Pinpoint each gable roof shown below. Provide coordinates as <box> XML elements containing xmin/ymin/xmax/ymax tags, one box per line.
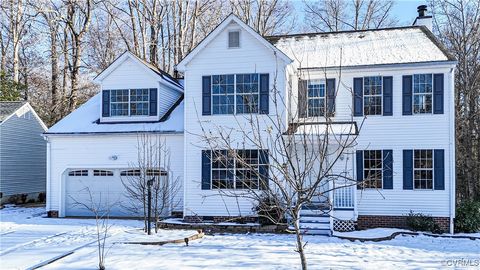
<box><xmin>45</xmin><ymin>93</ymin><xmax>184</xmax><ymax>135</ymax></box>
<box><xmin>0</xmin><ymin>101</ymin><xmax>27</xmax><ymax>122</ymax></box>
<box><xmin>94</xmin><ymin>51</ymin><xmax>183</xmax><ymax>91</ymax></box>
<box><xmin>176</xmin><ymin>14</ymin><xmax>293</xmax><ymax>71</ymax></box>
<box><xmin>0</xmin><ymin>101</ymin><xmax>48</xmax><ymax>130</ymax></box>
<box><xmin>266</xmin><ymin>26</ymin><xmax>456</xmax><ymax>69</ymax></box>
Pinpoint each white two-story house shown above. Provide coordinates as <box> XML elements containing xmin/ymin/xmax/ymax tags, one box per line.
<box><xmin>45</xmin><ymin>8</ymin><xmax>456</xmax><ymax>234</ymax></box>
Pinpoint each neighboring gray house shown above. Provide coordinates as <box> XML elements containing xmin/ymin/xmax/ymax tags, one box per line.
<box><xmin>0</xmin><ymin>101</ymin><xmax>47</xmax><ymax>203</ymax></box>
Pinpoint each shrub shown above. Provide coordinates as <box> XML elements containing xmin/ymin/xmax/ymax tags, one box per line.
<box><xmin>254</xmin><ymin>194</ymin><xmax>285</xmax><ymax>226</ymax></box>
<box><xmin>406</xmin><ymin>211</ymin><xmax>442</xmax><ymax>234</ymax></box>
<box><xmin>37</xmin><ymin>192</ymin><xmax>46</xmax><ymax>202</ymax></box>
<box><xmin>455</xmin><ymin>200</ymin><xmax>480</xmax><ymax>233</ymax></box>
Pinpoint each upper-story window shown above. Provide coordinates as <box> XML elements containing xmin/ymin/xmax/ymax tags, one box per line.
<box><xmin>211</xmin><ymin>74</ymin><xmax>260</xmax><ymax>115</ymax></box>
<box><xmin>307</xmin><ymin>80</ymin><xmax>326</xmax><ymax>117</ymax></box>
<box><xmin>413</xmin><ymin>74</ymin><xmax>433</xmax><ymax>114</ymax></box>
<box><xmin>109</xmin><ymin>89</ymin><xmax>149</xmax><ymax>117</ymax></box>
<box><xmin>228</xmin><ymin>30</ymin><xmax>240</xmax><ymax>48</ymax></box>
<box><xmin>363</xmin><ymin>76</ymin><xmax>382</xmax><ymax>115</ymax></box>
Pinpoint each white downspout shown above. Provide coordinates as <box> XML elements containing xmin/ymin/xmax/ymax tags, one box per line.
<box><xmin>45</xmin><ymin>136</ymin><xmax>51</xmax><ymax>212</ymax></box>
<box><xmin>449</xmin><ymin>67</ymin><xmax>456</xmax><ymax>234</ymax></box>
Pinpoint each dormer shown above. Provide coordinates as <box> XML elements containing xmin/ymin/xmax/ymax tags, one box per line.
<box><xmin>93</xmin><ymin>51</ymin><xmax>183</xmax><ymax>123</ymax></box>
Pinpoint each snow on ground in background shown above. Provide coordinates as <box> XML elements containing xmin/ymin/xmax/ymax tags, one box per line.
<box><xmin>2</xmin><ymin>206</ymin><xmax>480</xmax><ymax>270</ymax></box>
<box><xmin>333</xmin><ymin>228</ymin><xmax>411</xmax><ymax>239</ymax></box>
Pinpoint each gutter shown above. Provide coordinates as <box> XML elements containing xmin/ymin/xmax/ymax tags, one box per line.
<box><xmin>43</xmin><ymin>131</ymin><xmax>184</xmax><ymax>137</ymax></box>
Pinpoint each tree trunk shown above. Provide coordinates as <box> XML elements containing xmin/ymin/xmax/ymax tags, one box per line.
<box><xmin>293</xmin><ymin>214</ymin><xmax>308</xmax><ymax>270</ymax></box>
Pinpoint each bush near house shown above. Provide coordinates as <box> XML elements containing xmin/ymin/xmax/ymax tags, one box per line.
<box><xmin>254</xmin><ymin>195</ymin><xmax>285</xmax><ymax>226</ymax></box>
<box><xmin>455</xmin><ymin>200</ymin><xmax>480</xmax><ymax>233</ymax></box>
<box><xmin>406</xmin><ymin>211</ymin><xmax>443</xmax><ymax>234</ymax></box>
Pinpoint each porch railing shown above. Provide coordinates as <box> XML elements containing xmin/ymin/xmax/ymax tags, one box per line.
<box><xmin>333</xmin><ymin>184</ymin><xmax>354</xmax><ymax>209</ymax></box>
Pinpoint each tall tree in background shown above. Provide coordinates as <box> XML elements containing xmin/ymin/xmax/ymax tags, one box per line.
<box><xmin>303</xmin><ymin>0</ymin><xmax>396</xmax><ymax>32</ymax></box>
<box><xmin>431</xmin><ymin>0</ymin><xmax>480</xmax><ymax>201</ymax></box>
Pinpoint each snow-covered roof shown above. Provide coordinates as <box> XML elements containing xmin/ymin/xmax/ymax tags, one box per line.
<box><xmin>45</xmin><ymin>93</ymin><xmax>184</xmax><ymax>135</ymax></box>
<box><xmin>94</xmin><ymin>51</ymin><xmax>183</xmax><ymax>91</ymax></box>
<box><xmin>0</xmin><ymin>101</ymin><xmax>26</xmax><ymax>122</ymax></box>
<box><xmin>268</xmin><ymin>26</ymin><xmax>455</xmax><ymax>69</ymax></box>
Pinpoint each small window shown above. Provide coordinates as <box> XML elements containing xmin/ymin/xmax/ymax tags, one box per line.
<box><xmin>120</xmin><ymin>169</ymin><xmax>141</xmax><ymax>176</ymax></box>
<box><xmin>362</xmin><ymin>150</ymin><xmax>383</xmax><ymax>189</ymax></box>
<box><xmin>211</xmin><ymin>150</ymin><xmax>235</xmax><ymax>189</ymax></box>
<box><xmin>414</xmin><ymin>149</ymin><xmax>433</xmax><ymax>189</ymax></box>
<box><xmin>228</xmin><ymin>31</ymin><xmax>240</xmax><ymax>48</ymax></box>
<box><xmin>146</xmin><ymin>169</ymin><xmax>167</xmax><ymax>176</ymax></box>
<box><xmin>363</xmin><ymin>76</ymin><xmax>382</xmax><ymax>115</ymax></box>
<box><xmin>69</xmin><ymin>170</ymin><xmax>89</xmax><ymax>176</ymax></box>
<box><xmin>307</xmin><ymin>80</ymin><xmax>326</xmax><ymax>117</ymax></box>
<box><xmin>413</xmin><ymin>74</ymin><xmax>433</xmax><ymax>114</ymax></box>
<box><xmin>93</xmin><ymin>170</ymin><xmax>114</xmax><ymax>176</ymax></box>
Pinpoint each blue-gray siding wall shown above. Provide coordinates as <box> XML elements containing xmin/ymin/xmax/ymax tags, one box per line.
<box><xmin>0</xmin><ymin>109</ymin><xmax>46</xmax><ymax>196</ymax></box>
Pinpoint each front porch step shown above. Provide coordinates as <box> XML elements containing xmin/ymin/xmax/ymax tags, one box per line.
<box><xmin>300</xmin><ymin>228</ymin><xmax>331</xmax><ymax>236</ymax></box>
<box><xmin>299</xmin><ymin>209</ymin><xmax>330</xmax><ymax>217</ymax></box>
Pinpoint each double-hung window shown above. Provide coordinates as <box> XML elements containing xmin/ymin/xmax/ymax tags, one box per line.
<box><xmin>211</xmin><ymin>74</ymin><xmax>260</xmax><ymax>115</ymax></box>
<box><xmin>362</xmin><ymin>150</ymin><xmax>383</xmax><ymax>188</ymax></box>
<box><xmin>363</xmin><ymin>76</ymin><xmax>382</xmax><ymax>115</ymax></box>
<box><xmin>110</xmin><ymin>89</ymin><xmax>149</xmax><ymax>116</ymax></box>
<box><xmin>210</xmin><ymin>149</ymin><xmax>265</xmax><ymax>189</ymax></box>
<box><xmin>413</xmin><ymin>74</ymin><xmax>433</xmax><ymax>114</ymax></box>
<box><xmin>307</xmin><ymin>80</ymin><xmax>326</xmax><ymax>117</ymax></box>
<box><xmin>413</xmin><ymin>149</ymin><xmax>433</xmax><ymax>189</ymax></box>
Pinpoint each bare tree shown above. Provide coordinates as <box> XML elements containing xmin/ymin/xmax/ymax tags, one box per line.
<box><xmin>121</xmin><ymin>133</ymin><xmax>181</xmax><ymax>233</ymax></box>
<box><xmin>62</xmin><ymin>0</ymin><xmax>93</xmax><ymax>113</ymax></box>
<box><xmin>72</xmin><ymin>187</ymin><xmax>114</xmax><ymax>270</ymax></box>
<box><xmin>194</xmin><ymin>53</ymin><xmax>376</xmax><ymax>269</ymax></box>
<box><xmin>431</xmin><ymin>0</ymin><xmax>480</xmax><ymax>201</ymax></box>
<box><xmin>303</xmin><ymin>0</ymin><xmax>396</xmax><ymax>32</ymax></box>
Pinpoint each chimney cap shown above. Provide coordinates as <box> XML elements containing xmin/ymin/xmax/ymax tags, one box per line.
<box><xmin>417</xmin><ymin>5</ymin><xmax>428</xmax><ymax>17</ymax></box>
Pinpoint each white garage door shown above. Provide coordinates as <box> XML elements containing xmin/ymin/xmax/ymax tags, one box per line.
<box><xmin>65</xmin><ymin>169</ymin><xmax>139</xmax><ymax>217</ymax></box>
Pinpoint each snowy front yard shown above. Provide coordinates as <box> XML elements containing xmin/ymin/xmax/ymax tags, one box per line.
<box><xmin>1</xmin><ymin>206</ymin><xmax>479</xmax><ymax>269</ymax></box>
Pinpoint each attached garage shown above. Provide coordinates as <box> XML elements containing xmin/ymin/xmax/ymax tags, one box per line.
<box><xmin>64</xmin><ymin>168</ymin><xmax>168</xmax><ymax>217</ymax></box>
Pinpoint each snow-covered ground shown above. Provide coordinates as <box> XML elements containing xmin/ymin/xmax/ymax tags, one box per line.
<box><xmin>1</xmin><ymin>206</ymin><xmax>479</xmax><ymax>269</ymax></box>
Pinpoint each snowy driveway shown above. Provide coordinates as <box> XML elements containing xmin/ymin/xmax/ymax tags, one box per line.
<box><xmin>1</xmin><ymin>206</ymin><xmax>479</xmax><ymax>270</ymax></box>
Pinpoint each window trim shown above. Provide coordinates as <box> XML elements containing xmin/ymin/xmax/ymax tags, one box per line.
<box><xmin>210</xmin><ymin>149</ymin><xmax>265</xmax><ymax>190</ymax></box>
<box><xmin>362</xmin><ymin>150</ymin><xmax>383</xmax><ymax>189</ymax></box>
<box><xmin>228</xmin><ymin>30</ymin><xmax>241</xmax><ymax>49</ymax></box>
<box><xmin>363</xmin><ymin>76</ymin><xmax>383</xmax><ymax>116</ymax></box>
<box><xmin>306</xmin><ymin>79</ymin><xmax>326</xmax><ymax>117</ymax></box>
<box><xmin>210</xmin><ymin>74</ymin><xmax>261</xmax><ymax>115</ymax></box>
<box><xmin>109</xmin><ymin>89</ymin><xmax>150</xmax><ymax>117</ymax></box>
<box><xmin>413</xmin><ymin>149</ymin><xmax>435</xmax><ymax>190</ymax></box>
<box><xmin>412</xmin><ymin>74</ymin><xmax>434</xmax><ymax>115</ymax></box>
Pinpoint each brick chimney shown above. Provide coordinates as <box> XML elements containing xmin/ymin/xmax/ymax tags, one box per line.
<box><xmin>413</xmin><ymin>5</ymin><xmax>432</xmax><ymax>31</ymax></box>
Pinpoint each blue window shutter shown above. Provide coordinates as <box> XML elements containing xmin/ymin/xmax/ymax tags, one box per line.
<box><xmin>356</xmin><ymin>150</ymin><xmax>363</xmax><ymax>189</ymax></box>
<box><xmin>402</xmin><ymin>75</ymin><xmax>413</xmax><ymax>115</ymax></box>
<box><xmin>383</xmin><ymin>150</ymin><xmax>393</xmax><ymax>189</ymax></box>
<box><xmin>434</xmin><ymin>149</ymin><xmax>445</xmax><ymax>190</ymax></box>
<box><xmin>201</xmin><ymin>150</ymin><xmax>211</xmax><ymax>190</ymax></box>
<box><xmin>383</xmin><ymin>76</ymin><xmax>393</xmax><ymax>116</ymax></box>
<box><xmin>403</xmin><ymin>150</ymin><xmax>413</xmax><ymax>189</ymax></box>
<box><xmin>353</xmin><ymin>78</ymin><xmax>363</xmax><ymax>116</ymax></box>
<box><xmin>102</xmin><ymin>90</ymin><xmax>110</xmax><ymax>117</ymax></box>
<box><xmin>202</xmin><ymin>76</ymin><xmax>211</xmax><ymax>115</ymax></box>
<box><xmin>259</xmin><ymin>150</ymin><xmax>269</xmax><ymax>190</ymax></box>
<box><xmin>326</xmin><ymin>78</ymin><xmax>336</xmax><ymax>117</ymax></box>
<box><xmin>433</xmin><ymin>74</ymin><xmax>444</xmax><ymax>114</ymax></box>
<box><xmin>298</xmin><ymin>79</ymin><xmax>308</xmax><ymax>118</ymax></box>
<box><xmin>259</xmin><ymin>74</ymin><xmax>269</xmax><ymax>114</ymax></box>
<box><xmin>149</xmin><ymin>88</ymin><xmax>157</xmax><ymax>116</ymax></box>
